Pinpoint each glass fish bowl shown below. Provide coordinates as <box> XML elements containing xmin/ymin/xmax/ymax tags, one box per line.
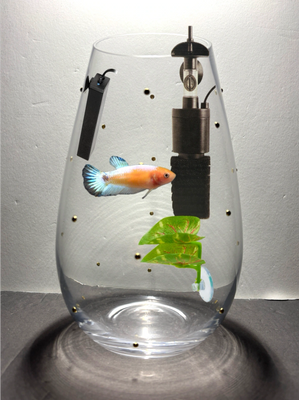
<box><xmin>56</xmin><ymin>29</ymin><xmax>243</xmax><ymax>358</ymax></box>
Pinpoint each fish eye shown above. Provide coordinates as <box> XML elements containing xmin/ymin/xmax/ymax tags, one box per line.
<box><xmin>164</xmin><ymin>173</ymin><xmax>170</xmax><ymax>179</ymax></box>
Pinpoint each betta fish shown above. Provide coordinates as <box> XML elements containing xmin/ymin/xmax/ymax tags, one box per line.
<box><xmin>82</xmin><ymin>156</ymin><xmax>176</xmax><ymax>199</ymax></box>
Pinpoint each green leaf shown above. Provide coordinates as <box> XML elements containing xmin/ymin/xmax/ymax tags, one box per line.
<box><xmin>140</xmin><ymin>232</ymin><xmax>203</xmax><ymax>244</ymax></box>
<box><xmin>139</xmin><ymin>216</ymin><xmax>201</xmax><ymax>245</ymax></box>
<box><xmin>141</xmin><ymin>242</ymin><xmax>203</xmax><ymax>266</ymax></box>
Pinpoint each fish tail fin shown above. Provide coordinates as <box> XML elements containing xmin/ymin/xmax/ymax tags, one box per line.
<box><xmin>82</xmin><ymin>164</ymin><xmax>106</xmax><ymax>197</ymax></box>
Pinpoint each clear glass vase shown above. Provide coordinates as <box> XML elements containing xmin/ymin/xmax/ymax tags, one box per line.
<box><xmin>56</xmin><ymin>30</ymin><xmax>243</xmax><ymax>358</ymax></box>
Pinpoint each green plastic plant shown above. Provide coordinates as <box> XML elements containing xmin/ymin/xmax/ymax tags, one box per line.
<box><xmin>138</xmin><ymin>216</ymin><xmax>205</xmax><ymax>285</ymax></box>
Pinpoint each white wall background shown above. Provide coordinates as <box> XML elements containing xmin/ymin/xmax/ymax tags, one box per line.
<box><xmin>1</xmin><ymin>0</ymin><xmax>298</xmax><ymax>298</ymax></box>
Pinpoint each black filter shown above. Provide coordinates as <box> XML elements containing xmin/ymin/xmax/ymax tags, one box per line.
<box><xmin>171</xmin><ymin>156</ymin><xmax>210</xmax><ymax>219</ymax></box>
<box><xmin>171</xmin><ymin>27</ymin><xmax>213</xmax><ymax>219</ymax></box>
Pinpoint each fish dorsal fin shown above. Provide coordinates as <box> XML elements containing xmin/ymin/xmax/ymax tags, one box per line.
<box><xmin>109</xmin><ymin>156</ymin><xmax>129</xmax><ymax>169</ymax></box>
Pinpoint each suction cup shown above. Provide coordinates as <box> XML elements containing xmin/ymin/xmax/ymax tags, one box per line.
<box><xmin>199</xmin><ymin>266</ymin><xmax>214</xmax><ymax>302</ymax></box>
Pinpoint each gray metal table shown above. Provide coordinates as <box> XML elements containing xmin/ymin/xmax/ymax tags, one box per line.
<box><xmin>1</xmin><ymin>292</ymin><xmax>298</xmax><ymax>399</ymax></box>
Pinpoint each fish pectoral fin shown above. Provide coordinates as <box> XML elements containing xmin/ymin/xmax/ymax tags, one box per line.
<box><xmin>109</xmin><ymin>156</ymin><xmax>129</xmax><ymax>169</ymax></box>
<box><xmin>142</xmin><ymin>189</ymin><xmax>152</xmax><ymax>199</ymax></box>
<box><xmin>82</xmin><ymin>164</ymin><xmax>106</xmax><ymax>197</ymax></box>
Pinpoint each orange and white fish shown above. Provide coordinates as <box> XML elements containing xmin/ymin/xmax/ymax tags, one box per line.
<box><xmin>82</xmin><ymin>156</ymin><xmax>176</xmax><ymax>199</ymax></box>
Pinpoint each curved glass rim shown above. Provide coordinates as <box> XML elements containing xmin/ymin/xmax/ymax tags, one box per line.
<box><xmin>93</xmin><ymin>33</ymin><xmax>212</xmax><ymax>59</ymax></box>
